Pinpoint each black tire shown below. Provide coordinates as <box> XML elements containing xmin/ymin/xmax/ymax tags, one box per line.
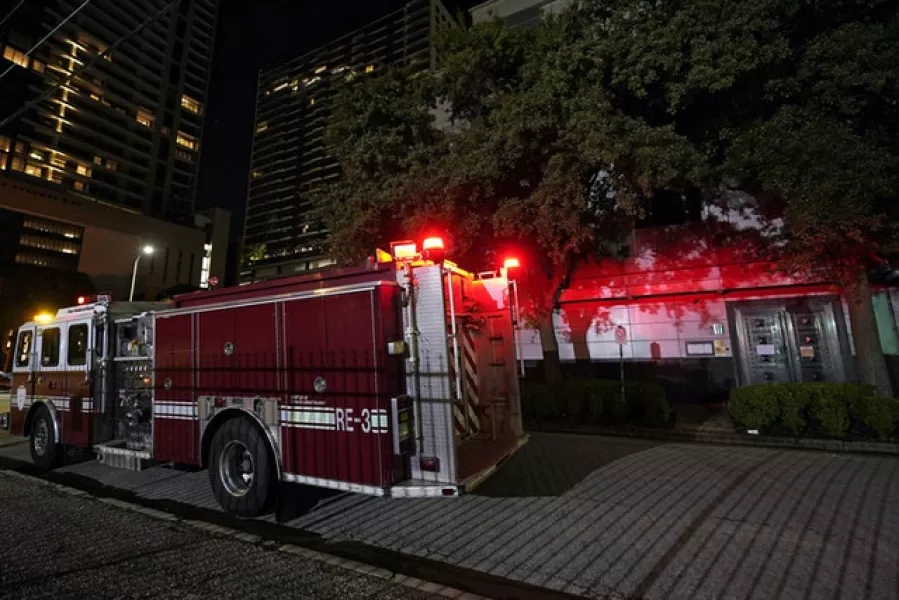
<box><xmin>208</xmin><ymin>417</ymin><xmax>275</xmax><ymax>518</ymax></box>
<box><xmin>29</xmin><ymin>405</ymin><xmax>61</xmax><ymax>470</ymax></box>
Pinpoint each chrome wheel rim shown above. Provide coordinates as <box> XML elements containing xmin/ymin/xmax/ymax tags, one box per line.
<box><xmin>219</xmin><ymin>440</ymin><xmax>254</xmax><ymax>497</ymax></box>
<box><xmin>34</xmin><ymin>419</ymin><xmax>49</xmax><ymax>457</ymax></box>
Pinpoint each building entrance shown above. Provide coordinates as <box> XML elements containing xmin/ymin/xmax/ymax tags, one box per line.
<box><xmin>730</xmin><ymin>297</ymin><xmax>851</xmax><ymax>386</ymax></box>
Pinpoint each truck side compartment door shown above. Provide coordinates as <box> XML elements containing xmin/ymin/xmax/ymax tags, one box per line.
<box><xmin>35</xmin><ymin>326</ymin><xmax>65</xmax><ymax>441</ymax></box>
<box><xmin>63</xmin><ymin>321</ymin><xmax>92</xmax><ymax>448</ymax></box>
<box><xmin>154</xmin><ymin>314</ymin><xmax>197</xmax><ymax>464</ymax></box>
<box><xmin>280</xmin><ymin>296</ymin><xmax>328</xmax><ymax>478</ymax></box>
<box><xmin>323</xmin><ymin>291</ymin><xmax>382</xmax><ymax>487</ymax></box>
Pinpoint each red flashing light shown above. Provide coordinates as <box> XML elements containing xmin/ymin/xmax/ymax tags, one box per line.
<box><xmin>421</xmin><ymin>236</ymin><xmax>446</xmax><ymax>263</ymax></box>
<box><xmin>76</xmin><ymin>296</ymin><xmax>87</xmax><ymax>305</ymax></box>
<box><xmin>422</xmin><ymin>237</ymin><xmax>444</xmax><ymax>251</ymax></box>
<box><xmin>503</xmin><ymin>258</ymin><xmax>521</xmax><ymax>270</ymax></box>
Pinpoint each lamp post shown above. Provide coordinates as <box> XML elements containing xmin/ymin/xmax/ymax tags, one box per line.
<box><xmin>129</xmin><ymin>245</ymin><xmax>154</xmax><ymax>302</ymax></box>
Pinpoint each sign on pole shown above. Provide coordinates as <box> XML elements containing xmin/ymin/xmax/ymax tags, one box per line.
<box><xmin>615</xmin><ymin>325</ymin><xmax>626</xmax><ymax>406</ymax></box>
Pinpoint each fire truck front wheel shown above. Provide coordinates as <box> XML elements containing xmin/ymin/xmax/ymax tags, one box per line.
<box><xmin>29</xmin><ymin>406</ymin><xmax>61</xmax><ymax>470</ymax></box>
<box><xmin>208</xmin><ymin>417</ymin><xmax>274</xmax><ymax>518</ymax></box>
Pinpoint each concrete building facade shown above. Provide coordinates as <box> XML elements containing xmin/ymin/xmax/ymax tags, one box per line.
<box><xmin>0</xmin><ymin>178</ymin><xmax>228</xmax><ymax>301</ymax></box>
<box><xmin>0</xmin><ymin>0</ymin><xmax>219</xmax><ymax>220</ymax></box>
<box><xmin>470</xmin><ymin>0</ymin><xmax>576</xmax><ymax>27</ymax></box>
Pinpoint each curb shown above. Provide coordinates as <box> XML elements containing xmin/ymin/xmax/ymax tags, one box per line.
<box><xmin>526</xmin><ymin>423</ymin><xmax>899</xmax><ymax>456</ymax></box>
<box><xmin>0</xmin><ymin>469</ymin><xmax>488</xmax><ymax>600</ymax></box>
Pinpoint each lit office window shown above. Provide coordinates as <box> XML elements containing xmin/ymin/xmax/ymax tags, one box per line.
<box><xmin>176</xmin><ymin>132</ymin><xmax>198</xmax><ymax>151</ymax></box>
<box><xmin>181</xmin><ymin>95</ymin><xmax>202</xmax><ymax>114</ymax></box>
<box><xmin>19</xmin><ymin>235</ymin><xmax>80</xmax><ymax>255</ymax></box>
<box><xmin>136</xmin><ymin>109</ymin><xmax>154</xmax><ymax>128</ymax></box>
<box><xmin>2</xmin><ymin>46</ymin><xmax>28</xmax><ymax>68</ymax></box>
<box><xmin>23</xmin><ymin>218</ymin><xmax>82</xmax><ymax>239</ymax></box>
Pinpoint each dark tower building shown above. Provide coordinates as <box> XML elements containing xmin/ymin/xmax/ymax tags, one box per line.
<box><xmin>241</xmin><ymin>0</ymin><xmax>456</xmax><ymax>283</ymax></box>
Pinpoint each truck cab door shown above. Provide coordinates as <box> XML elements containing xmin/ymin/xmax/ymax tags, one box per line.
<box><xmin>9</xmin><ymin>326</ymin><xmax>37</xmax><ymax>434</ymax></box>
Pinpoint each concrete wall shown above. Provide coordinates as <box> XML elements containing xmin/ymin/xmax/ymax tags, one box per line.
<box><xmin>0</xmin><ymin>177</ymin><xmax>206</xmax><ymax>300</ymax></box>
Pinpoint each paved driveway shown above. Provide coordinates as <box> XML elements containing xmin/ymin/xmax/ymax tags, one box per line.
<box><xmin>2</xmin><ymin>434</ymin><xmax>897</xmax><ymax>599</ymax></box>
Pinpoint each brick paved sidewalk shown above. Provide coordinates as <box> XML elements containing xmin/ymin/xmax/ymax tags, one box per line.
<box><xmin>2</xmin><ymin>433</ymin><xmax>897</xmax><ymax>599</ymax></box>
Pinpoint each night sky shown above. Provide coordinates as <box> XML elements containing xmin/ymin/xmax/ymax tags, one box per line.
<box><xmin>195</xmin><ymin>1</ymin><xmax>473</xmax><ymax>240</ymax></box>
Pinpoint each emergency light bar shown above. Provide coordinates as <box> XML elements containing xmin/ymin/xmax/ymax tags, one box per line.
<box><xmin>75</xmin><ymin>293</ymin><xmax>113</xmax><ymax>305</ymax></box>
<box><xmin>391</xmin><ymin>241</ymin><xmax>417</xmax><ymax>260</ymax></box>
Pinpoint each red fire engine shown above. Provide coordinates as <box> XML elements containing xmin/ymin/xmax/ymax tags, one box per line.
<box><xmin>5</xmin><ymin>239</ymin><xmax>526</xmax><ymax>517</ymax></box>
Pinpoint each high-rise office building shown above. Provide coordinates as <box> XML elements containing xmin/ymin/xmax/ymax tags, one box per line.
<box><xmin>242</xmin><ymin>0</ymin><xmax>456</xmax><ymax>283</ymax></box>
<box><xmin>0</xmin><ymin>0</ymin><xmax>218</xmax><ymax>221</ymax></box>
<box><xmin>470</xmin><ymin>0</ymin><xmax>575</xmax><ymax>28</ymax></box>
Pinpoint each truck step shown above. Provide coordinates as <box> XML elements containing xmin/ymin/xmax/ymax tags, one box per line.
<box><xmin>94</xmin><ymin>441</ymin><xmax>154</xmax><ymax>472</ymax></box>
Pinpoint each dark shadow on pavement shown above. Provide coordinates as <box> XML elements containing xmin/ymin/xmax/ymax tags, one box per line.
<box><xmin>474</xmin><ymin>432</ymin><xmax>660</xmax><ymax>497</ymax></box>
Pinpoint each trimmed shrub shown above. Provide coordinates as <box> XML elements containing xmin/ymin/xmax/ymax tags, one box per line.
<box><xmin>625</xmin><ymin>381</ymin><xmax>671</xmax><ymax>427</ymax></box>
<box><xmin>520</xmin><ymin>382</ymin><xmax>555</xmax><ymax>420</ymax></box>
<box><xmin>729</xmin><ymin>385</ymin><xmax>780</xmax><ymax>431</ymax></box>
<box><xmin>555</xmin><ymin>379</ymin><xmax>587</xmax><ymax>420</ymax></box>
<box><xmin>582</xmin><ymin>380</ymin><xmax>605</xmax><ymax>421</ymax></box>
<box><xmin>850</xmin><ymin>394</ymin><xmax>896</xmax><ymax>440</ymax></box>
<box><xmin>729</xmin><ymin>382</ymin><xmax>889</xmax><ymax>440</ymax></box>
<box><xmin>778</xmin><ymin>384</ymin><xmax>811</xmax><ymax>435</ymax></box>
<box><xmin>809</xmin><ymin>390</ymin><xmax>851</xmax><ymax>439</ymax></box>
<box><xmin>520</xmin><ymin>377</ymin><xmax>670</xmax><ymax>427</ymax></box>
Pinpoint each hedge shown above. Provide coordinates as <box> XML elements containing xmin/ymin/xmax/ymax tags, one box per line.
<box><xmin>729</xmin><ymin>382</ymin><xmax>899</xmax><ymax>441</ymax></box>
<box><xmin>521</xmin><ymin>378</ymin><xmax>671</xmax><ymax>428</ymax></box>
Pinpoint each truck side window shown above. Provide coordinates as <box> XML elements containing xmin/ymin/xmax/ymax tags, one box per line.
<box><xmin>15</xmin><ymin>331</ymin><xmax>33</xmax><ymax>368</ymax></box>
<box><xmin>68</xmin><ymin>324</ymin><xmax>89</xmax><ymax>366</ymax></box>
<box><xmin>40</xmin><ymin>328</ymin><xmax>60</xmax><ymax>367</ymax></box>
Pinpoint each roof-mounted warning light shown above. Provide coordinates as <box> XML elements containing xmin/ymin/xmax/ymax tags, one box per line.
<box><xmin>34</xmin><ymin>312</ymin><xmax>54</xmax><ymax>324</ymax></box>
<box><xmin>422</xmin><ymin>236</ymin><xmax>445</xmax><ymax>264</ymax></box>
<box><xmin>391</xmin><ymin>241</ymin><xmax>418</xmax><ymax>261</ymax></box>
<box><xmin>503</xmin><ymin>257</ymin><xmax>522</xmax><ymax>279</ymax></box>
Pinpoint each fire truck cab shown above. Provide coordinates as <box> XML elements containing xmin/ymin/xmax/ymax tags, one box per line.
<box><xmin>6</xmin><ymin>240</ymin><xmax>526</xmax><ymax>517</ymax></box>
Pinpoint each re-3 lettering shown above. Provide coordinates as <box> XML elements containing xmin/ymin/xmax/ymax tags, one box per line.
<box><xmin>335</xmin><ymin>407</ymin><xmax>355</xmax><ymax>432</ymax></box>
<box><xmin>335</xmin><ymin>408</ymin><xmax>373</xmax><ymax>432</ymax></box>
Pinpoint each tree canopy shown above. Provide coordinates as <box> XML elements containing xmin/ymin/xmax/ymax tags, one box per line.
<box><xmin>318</xmin><ymin>0</ymin><xmax>899</xmax><ymax>390</ymax></box>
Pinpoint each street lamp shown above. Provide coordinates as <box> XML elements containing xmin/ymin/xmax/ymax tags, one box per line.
<box><xmin>129</xmin><ymin>245</ymin><xmax>154</xmax><ymax>302</ymax></box>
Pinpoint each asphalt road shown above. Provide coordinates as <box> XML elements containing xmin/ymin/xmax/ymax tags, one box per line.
<box><xmin>0</xmin><ymin>471</ymin><xmax>448</xmax><ymax>600</ymax></box>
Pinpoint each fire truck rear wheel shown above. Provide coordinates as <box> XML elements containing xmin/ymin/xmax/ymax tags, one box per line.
<box><xmin>209</xmin><ymin>417</ymin><xmax>274</xmax><ymax>518</ymax></box>
<box><xmin>29</xmin><ymin>406</ymin><xmax>61</xmax><ymax>470</ymax></box>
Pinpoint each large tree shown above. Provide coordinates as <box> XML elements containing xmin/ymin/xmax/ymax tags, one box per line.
<box><xmin>318</xmin><ymin>0</ymin><xmax>899</xmax><ymax>392</ymax></box>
